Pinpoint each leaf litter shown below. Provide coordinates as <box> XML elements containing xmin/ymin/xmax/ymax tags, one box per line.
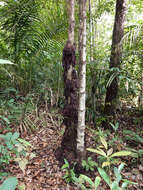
<box><xmin>0</xmin><ymin>108</ymin><xmax>143</xmax><ymax>190</ymax></box>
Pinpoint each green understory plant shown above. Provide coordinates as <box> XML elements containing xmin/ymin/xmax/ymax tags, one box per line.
<box><xmin>87</xmin><ymin>136</ymin><xmax>131</xmax><ymax>170</ymax></box>
<box><xmin>61</xmin><ymin>159</ymin><xmax>77</xmax><ymax>183</ymax></box>
<box><xmin>82</xmin><ymin>157</ymin><xmax>97</xmax><ymax>172</ymax></box>
<box><xmin>110</xmin><ymin>122</ymin><xmax>119</xmax><ymax>132</ymax></box>
<box><xmin>0</xmin><ymin>132</ymin><xmax>23</xmax><ymax>165</ymax></box>
<box><xmin>87</xmin><ymin>126</ymin><xmax>109</xmax><ymax>143</ymax></box>
<box><xmin>0</xmin><ymin>177</ymin><xmax>18</xmax><ymax>190</ymax></box>
<box><xmin>123</xmin><ymin>130</ymin><xmax>143</xmax><ymax>144</ymax></box>
<box><xmin>124</xmin><ymin>147</ymin><xmax>143</xmax><ymax>163</ymax></box>
<box><xmin>74</xmin><ymin>164</ymin><xmax>137</xmax><ymax>190</ymax></box>
<box><xmin>0</xmin><ymin>132</ymin><xmax>32</xmax><ymax>172</ymax></box>
<box><xmin>61</xmin><ymin>159</ymin><xmax>101</xmax><ymax>190</ymax></box>
<box><xmin>97</xmin><ymin>164</ymin><xmax>137</xmax><ymax>190</ymax></box>
<box><xmin>108</xmin><ymin>122</ymin><xmax>124</xmax><ymax>150</ymax></box>
<box><xmin>0</xmin><ymin>132</ymin><xmax>32</xmax><ymax>190</ymax></box>
<box><xmin>75</xmin><ymin>175</ymin><xmax>101</xmax><ymax>190</ymax></box>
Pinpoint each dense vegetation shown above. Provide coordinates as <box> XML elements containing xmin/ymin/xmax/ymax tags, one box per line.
<box><xmin>0</xmin><ymin>0</ymin><xmax>143</xmax><ymax>189</ymax></box>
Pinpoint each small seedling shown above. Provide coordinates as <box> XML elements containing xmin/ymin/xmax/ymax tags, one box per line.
<box><xmin>82</xmin><ymin>157</ymin><xmax>97</xmax><ymax>171</ymax></box>
<box><xmin>110</xmin><ymin>122</ymin><xmax>119</xmax><ymax>132</ymax></box>
<box><xmin>61</xmin><ymin>159</ymin><xmax>77</xmax><ymax>183</ymax></box>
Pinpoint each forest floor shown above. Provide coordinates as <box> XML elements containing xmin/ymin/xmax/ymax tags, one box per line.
<box><xmin>0</xmin><ymin>108</ymin><xmax>143</xmax><ymax>190</ymax></box>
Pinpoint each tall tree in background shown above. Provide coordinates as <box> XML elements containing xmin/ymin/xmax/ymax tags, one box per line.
<box><xmin>61</xmin><ymin>0</ymin><xmax>78</xmax><ymax>153</ymax></box>
<box><xmin>104</xmin><ymin>0</ymin><xmax>127</xmax><ymax>115</ymax></box>
<box><xmin>88</xmin><ymin>0</ymin><xmax>93</xmax><ymax>62</ymax></box>
<box><xmin>77</xmin><ymin>0</ymin><xmax>87</xmax><ymax>160</ymax></box>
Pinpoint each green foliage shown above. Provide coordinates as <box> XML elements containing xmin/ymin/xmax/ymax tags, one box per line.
<box><xmin>110</xmin><ymin>122</ymin><xmax>119</xmax><ymax>132</ymax></box>
<box><xmin>87</xmin><ymin>137</ymin><xmax>131</xmax><ymax>169</ymax></box>
<box><xmin>123</xmin><ymin>130</ymin><xmax>143</xmax><ymax>144</ymax></box>
<box><xmin>0</xmin><ymin>132</ymin><xmax>20</xmax><ymax>165</ymax></box>
<box><xmin>126</xmin><ymin>147</ymin><xmax>143</xmax><ymax>159</ymax></box>
<box><xmin>0</xmin><ymin>132</ymin><xmax>32</xmax><ymax>190</ymax></box>
<box><xmin>76</xmin><ymin>175</ymin><xmax>101</xmax><ymax>190</ymax></box>
<box><xmin>86</xmin><ymin>67</ymin><xmax>108</xmax><ymax>124</ymax></box>
<box><xmin>61</xmin><ymin>159</ymin><xmax>101</xmax><ymax>190</ymax></box>
<box><xmin>0</xmin><ymin>177</ymin><xmax>18</xmax><ymax>190</ymax></box>
<box><xmin>0</xmin><ymin>132</ymin><xmax>32</xmax><ymax>167</ymax></box>
<box><xmin>61</xmin><ymin>159</ymin><xmax>77</xmax><ymax>183</ymax></box>
<box><xmin>0</xmin><ymin>0</ymin><xmax>65</xmax><ymax>97</ymax></box>
<box><xmin>82</xmin><ymin>157</ymin><xmax>97</xmax><ymax>172</ymax></box>
<box><xmin>75</xmin><ymin>164</ymin><xmax>136</xmax><ymax>190</ymax></box>
<box><xmin>87</xmin><ymin>127</ymin><xmax>108</xmax><ymax>143</ymax></box>
<box><xmin>0</xmin><ymin>91</ymin><xmax>35</xmax><ymax>129</ymax></box>
<box><xmin>97</xmin><ymin>164</ymin><xmax>137</xmax><ymax>190</ymax></box>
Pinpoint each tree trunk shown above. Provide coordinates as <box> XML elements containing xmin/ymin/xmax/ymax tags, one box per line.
<box><xmin>89</xmin><ymin>0</ymin><xmax>93</xmax><ymax>62</ymax></box>
<box><xmin>77</xmin><ymin>0</ymin><xmax>87</xmax><ymax>161</ymax></box>
<box><xmin>61</xmin><ymin>0</ymin><xmax>79</xmax><ymax>153</ymax></box>
<box><xmin>138</xmin><ymin>72</ymin><xmax>143</xmax><ymax>110</ymax></box>
<box><xmin>67</xmin><ymin>0</ymin><xmax>75</xmax><ymax>43</ymax></box>
<box><xmin>104</xmin><ymin>0</ymin><xmax>127</xmax><ymax>115</ymax></box>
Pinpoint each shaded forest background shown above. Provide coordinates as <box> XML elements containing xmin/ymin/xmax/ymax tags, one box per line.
<box><xmin>0</xmin><ymin>0</ymin><xmax>143</xmax><ymax>189</ymax></box>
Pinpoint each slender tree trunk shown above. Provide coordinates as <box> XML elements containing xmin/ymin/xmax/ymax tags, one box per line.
<box><xmin>61</xmin><ymin>0</ymin><xmax>79</xmax><ymax>152</ymax></box>
<box><xmin>138</xmin><ymin>72</ymin><xmax>143</xmax><ymax>110</ymax></box>
<box><xmin>67</xmin><ymin>0</ymin><xmax>75</xmax><ymax>43</ymax></box>
<box><xmin>104</xmin><ymin>0</ymin><xmax>127</xmax><ymax>115</ymax></box>
<box><xmin>89</xmin><ymin>0</ymin><xmax>93</xmax><ymax>62</ymax></box>
<box><xmin>77</xmin><ymin>0</ymin><xmax>87</xmax><ymax>161</ymax></box>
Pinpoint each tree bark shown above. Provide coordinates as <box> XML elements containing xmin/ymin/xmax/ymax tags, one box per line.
<box><xmin>67</xmin><ymin>0</ymin><xmax>75</xmax><ymax>44</ymax></box>
<box><xmin>61</xmin><ymin>0</ymin><xmax>78</xmax><ymax>152</ymax></box>
<box><xmin>89</xmin><ymin>0</ymin><xmax>93</xmax><ymax>62</ymax></box>
<box><xmin>104</xmin><ymin>0</ymin><xmax>127</xmax><ymax>115</ymax></box>
<box><xmin>77</xmin><ymin>0</ymin><xmax>87</xmax><ymax>161</ymax></box>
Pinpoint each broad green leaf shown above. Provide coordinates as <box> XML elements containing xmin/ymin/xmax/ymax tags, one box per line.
<box><xmin>114</xmin><ymin>167</ymin><xmax>122</xmax><ymax>183</ymax></box>
<box><xmin>111</xmin><ymin>151</ymin><xmax>131</xmax><ymax>158</ymax></box>
<box><xmin>118</xmin><ymin>163</ymin><xmax>124</xmax><ymax>172</ymax></box>
<box><xmin>100</xmin><ymin>137</ymin><xmax>108</xmax><ymax>149</ymax></box>
<box><xmin>0</xmin><ymin>116</ymin><xmax>10</xmax><ymax>124</ymax></box>
<box><xmin>136</xmin><ymin>135</ymin><xmax>143</xmax><ymax>143</ymax></box>
<box><xmin>123</xmin><ymin>130</ymin><xmax>136</xmax><ymax>136</ymax></box>
<box><xmin>97</xmin><ymin>167</ymin><xmax>110</xmax><ymax>186</ymax></box>
<box><xmin>130</xmin><ymin>152</ymin><xmax>138</xmax><ymax>158</ymax></box>
<box><xmin>94</xmin><ymin>176</ymin><xmax>101</xmax><ymax>189</ymax></box>
<box><xmin>111</xmin><ymin>181</ymin><xmax>120</xmax><ymax>190</ymax></box>
<box><xmin>0</xmin><ymin>177</ymin><xmax>18</xmax><ymax>190</ymax></box>
<box><xmin>107</xmin><ymin>148</ymin><xmax>113</xmax><ymax>156</ymax></box>
<box><xmin>87</xmin><ymin>148</ymin><xmax>107</xmax><ymax>157</ymax></box>
<box><xmin>122</xmin><ymin>179</ymin><xmax>137</xmax><ymax>185</ymax></box>
<box><xmin>79</xmin><ymin>174</ymin><xmax>94</xmax><ymax>187</ymax></box>
<box><xmin>0</xmin><ymin>134</ymin><xmax>6</xmax><ymax>139</ymax></box>
<box><xmin>97</xmin><ymin>148</ymin><xmax>107</xmax><ymax>157</ymax></box>
<box><xmin>138</xmin><ymin>149</ymin><xmax>143</xmax><ymax>154</ymax></box>
<box><xmin>12</xmin><ymin>132</ymin><xmax>19</xmax><ymax>141</ymax></box>
<box><xmin>0</xmin><ymin>59</ymin><xmax>14</xmax><ymax>65</ymax></box>
<box><xmin>18</xmin><ymin>138</ymin><xmax>32</xmax><ymax>147</ymax></box>
<box><xmin>62</xmin><ymin>159</ymin><xmax>69</xmax><ymax>169</ymax></box>
<box><xmin>121</xmin><ymin>182</ymin><xmax>128</xmax><ymax>189</ymax></box>
<box><xmin>5</xmin><ymin>132</ymin><xmax>13</xmax><ymax>140</ymax></box>
<box><xmin>61</xmin><ymin>164</ymin><xmax>68</xmax><ymax>170</ymax></box>
<box><xmin>102</xmin><ymin>161</ymin><xmax>110</xmax><ymax>168</ymax></box>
